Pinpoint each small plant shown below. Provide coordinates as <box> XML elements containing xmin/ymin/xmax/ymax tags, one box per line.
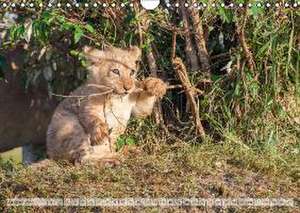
<box><xmin>116</xmin><ymin>136</ymin><xmax>137</xmax><ymax>151</ymax></box>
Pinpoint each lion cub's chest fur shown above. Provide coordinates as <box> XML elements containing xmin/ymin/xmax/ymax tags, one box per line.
<box><xmin>103</xmin><ymin>94</ymin><xmax>135</xmax><ymax>132</ymax></box>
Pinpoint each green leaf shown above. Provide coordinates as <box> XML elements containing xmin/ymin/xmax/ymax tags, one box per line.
<box><xmin>116</xmin><ymin>136</ymin><xmax>136</xmax><ymax>151</ymax></box>
<box><xmin>249</xmin><ymin>81</ymin><xmax>259</xmax><ymax>97</ymax></box>
<box><xmin>249</xmin><ymin>5</ymin><xmax>264</xmax><ymax>17</ymax></box>
<box><xmin>70</xmin><ymin>50</ymin><xmax>80</xmax><ymax>56</ymax></box>
<box><xmin>74</xmin><ymin>26</ymin><xmax>84</xmax><ymax>43</ymax></box>
<box><xmin>257</xmin><ymin>39</ymin><xmax>272</xmax><ymax>57</ymax></box>
<box><xmin>41</xmin><ymin>11</ymin><xmax>56</xmax><ymax>25</ymax></box>
<box><xmin>85</xmin><ymin>24</ymin><xmax>95</xmax><ymax>34</ymax></box>
<box><xmin>24</xmin><ymin>20</ymin><xmax>33</xmax><ymax>43</ymax></box>
<box><xmin>61</xmin><ymin>22</ymin><xmax>74</xmax><ymax>31</ymax></box>
<box><xmin>218</xmin><ymin>8</ymin><xmax>233</xmax><ymax>23</ymax></box>
<box><xmin>126</xmin><ymin>137</ymin><xmax>136</xmax><ymax>146</ymax></box>
<box><xmin>116</xmin><ymin>137</ymin><xmax>126</xmax><ymax>151</ymax></box>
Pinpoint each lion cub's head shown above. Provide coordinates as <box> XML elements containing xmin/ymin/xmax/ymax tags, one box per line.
<box><xmin>83</xmin><ymin>46</ymin><xmax>141</xmax><ymax>95</ymax></box>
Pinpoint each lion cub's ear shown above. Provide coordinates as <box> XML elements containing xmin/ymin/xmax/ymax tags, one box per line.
<box><xmin>128</xmin><ymin>46</ymin><xmax>142</xmax><ymax>60</ymax></box>
<box><xmin>83</xmin><ymin>46</ymin><xmax>105</xmax><ymax>63</ymax></box>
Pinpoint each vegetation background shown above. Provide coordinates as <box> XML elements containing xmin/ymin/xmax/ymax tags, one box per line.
<box><xmin>0</xmin><ymin>0</ymin><xmax>299</xmax><ymax>212</ymax></box>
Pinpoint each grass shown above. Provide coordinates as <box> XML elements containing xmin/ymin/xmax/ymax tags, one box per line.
<box><xmin>0</xmin><ymin>133</ymin><xmax>299</xmax><ymax>212</ymax></box>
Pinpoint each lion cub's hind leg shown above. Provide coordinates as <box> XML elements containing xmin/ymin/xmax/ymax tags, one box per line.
<box><xmin>47</xmin><ymin>110</ymin><xmax>120</xmax><ymax>167</ymax></box>
<box><xmin>77</xmin><ymin>139</ymin><xmax>121</xmax><ymax>167</ymax></box>
<box><xmin>47</xmin><ymin>110</ymin><xmax>92</xmax><ymax>163</ymax></box>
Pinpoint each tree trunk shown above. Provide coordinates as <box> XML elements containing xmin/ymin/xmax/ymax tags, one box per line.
<box><xmin>180</xmin><ymin>2</ymin><xmax>200</xmax><ymax>71</ymax></box>
<box><xmin>189</xmin><ymin>5</ymin><xmax>211</xmax><ymax>75</ymax></box>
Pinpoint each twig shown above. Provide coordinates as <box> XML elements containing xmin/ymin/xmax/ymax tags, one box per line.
<box><xmin>171</xmin><ymin>31</ymin><xmax>177</xmax><ymax>59</ymax></box>
<box><xmin>236</xmin><ymin>4</ymin><xmax>256</xmax><ymax>72</ymax></box>
<box><xmin>167</xmin><ymin>84</ymin><xmax>182</xmax><ymax>89</ymax></box>
<box><xmin>210</xmin><ymin>52</ymin><xmax>231</xmax><ymax>60</ymax></box>
<box><xmin>50</xmin><ymin>84</ymin><xmax>113</xmax><ymax>99</ymax></box>
<box><xmin>172</xmin><ymin>56</ymin><xmax>206</xmax><ymax>139</ymax></box>
<box><xmin>167</xmin><ymin>84</ymin><xmax>204</xmax><ymax>94</ymax></box>
<box><xmin>50</xmin><ymin>89</ymin><xmax>113</xmax><ymax>99</ymax></box>
<box><xmin>51</xmin><ymin>83</ymin><xmax>186</xmax><ymax>99</ymax></box>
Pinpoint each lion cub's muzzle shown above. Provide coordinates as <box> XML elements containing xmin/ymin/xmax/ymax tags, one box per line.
<box><xmin>115</xmin><ymin>78</ymin><xmax>135</xmax><ymax>95</ymax></box>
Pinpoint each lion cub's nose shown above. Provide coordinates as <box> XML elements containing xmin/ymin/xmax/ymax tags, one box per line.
<box><xmin>123</xmin><ymin>80</ymin><xmax>133</xmax><ymax>92</ymax></box>
<box><xmin>123</xmin><ymin>84</ymin><xmax>132</xmax><ymax>92</ymax></box>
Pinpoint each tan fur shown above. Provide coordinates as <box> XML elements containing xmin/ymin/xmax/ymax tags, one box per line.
<box><xmin>46</xmin><ymin>46</ymin><xmax>166</xmax><ymax>166</ymax></box>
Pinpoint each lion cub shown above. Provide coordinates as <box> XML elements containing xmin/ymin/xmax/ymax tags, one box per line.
<box><xmin>46</xmin><ymin>46</ymin><xmax>166</xmax><ymax>165</ymax></box>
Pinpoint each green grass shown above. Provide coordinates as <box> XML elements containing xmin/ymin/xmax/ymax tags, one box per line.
<box><xmin>0</xmin><ymin>134</ymin><xmax>298</xmax><ymax>212</ymax></box>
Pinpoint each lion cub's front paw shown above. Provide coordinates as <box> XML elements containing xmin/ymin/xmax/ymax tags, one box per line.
<box><xmin>143</xmin><ymin>77</ymin><xmax>167</xmax><ymax>98</ymax></box>
<box><xmin>90</xmin><ymin>126</ymin><xmax>109</xmax><ymax>146</ymax></box>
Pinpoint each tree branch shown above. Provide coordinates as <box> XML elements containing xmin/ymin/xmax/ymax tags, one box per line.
<box><xmin>172</xmin><ymin>57</ymin><xmax>205</xmax><ymax>138</ymax></box>
<box><xmin>236</xmin><ymin>5</ymin><xmax>256</xmax><ymax>72</ymax></box>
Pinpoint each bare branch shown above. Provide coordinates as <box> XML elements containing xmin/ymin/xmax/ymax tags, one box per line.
<box><xmin>172</xmin><ymin>57</ymin><xmax>205</xmax><ymax>138</ymax></box>
<box><xmin>236</xmin><ymin>6</ymin><xmax>256</xmax><ymax>72</ymax></box>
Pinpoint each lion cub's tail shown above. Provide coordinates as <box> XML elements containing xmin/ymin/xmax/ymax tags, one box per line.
<box><xmin>28</xmin><ymin>159</ymin><xmax>52</xmax><ymax>169</ymax></box>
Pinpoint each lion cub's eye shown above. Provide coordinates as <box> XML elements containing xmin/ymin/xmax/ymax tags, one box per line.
<box><xmin>130</xmin><ymin>69</ymin><xmax>136</xmax><ymax>76</ymax></box>
<box><xmin>111</xmin><ymin>69</ymin><xmax>120</xmax><ymax>75</ymax></box>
